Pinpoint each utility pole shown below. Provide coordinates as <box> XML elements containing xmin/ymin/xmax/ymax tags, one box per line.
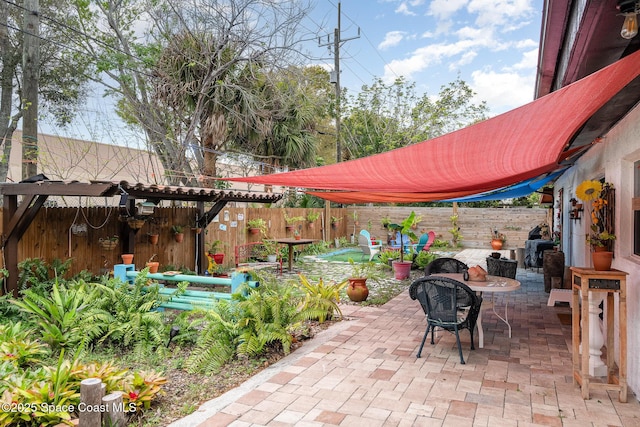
<box><xmin>22</xmin><ymin>0</ymin><xmax>39</xmax><ymax>179</ymax></box>
<box><xmin>319</xmin><ymin>1</ymin><xmax>359</xmax><ymax>163</ymax></box>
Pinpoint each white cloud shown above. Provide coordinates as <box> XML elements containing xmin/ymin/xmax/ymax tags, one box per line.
<box><xmin>468</xmin><ymin>0</ymin><xmax>535</xmax><ymax>28</ymax></box>
<box><xmin>511</xmin><ymin>48</ymin><xmax>538</xmax><ymax>70</ymax></box>
<box><xmin>395</xmin><ymin>2</ymin><xmax>417</xmax><ymax>16</ymax></box>
<box><xmin>378</xmin><ymin>31</ymin><xmax>407</xmax><ymax>50</ymax></box>
<box><xmin>470</xmin><ymin>68</ymin><xmax>536</xmax><ymax>114</ymax></box>
<box><xmin>428</xmin><ymin>0</ymin><xmax>467</xmax><ymax>20</ymax></box>
<box><xmin>449</xmin><ymin>51</ymin><xmax>477</xmax><ymax>70</ymax></box>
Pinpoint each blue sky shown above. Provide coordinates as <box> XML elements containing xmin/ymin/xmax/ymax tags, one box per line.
<box><xmin>305</xmin><ymin>0</ymin><xmax>543</xmax><ymax>116</ymax></box>
<box><xmin>41</xmin><ymin>0</ymin><xmax>543</xmax><ymax>143</ymax></box>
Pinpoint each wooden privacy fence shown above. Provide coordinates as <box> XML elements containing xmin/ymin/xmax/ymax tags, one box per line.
<box><xmin>0</xmin><ymin>205</ymin><xmax>548</xmax><ymax>280</ymax></box>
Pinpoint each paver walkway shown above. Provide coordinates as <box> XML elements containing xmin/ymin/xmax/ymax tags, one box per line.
<box><xmin>169</xmin><ymin>250</ymin><xmax>640</xmax><ymax>426</ymax></box>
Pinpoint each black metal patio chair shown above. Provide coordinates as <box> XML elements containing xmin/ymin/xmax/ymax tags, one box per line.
<box><xmin>424</xmin><ymin>257</ymin><xmax>469</xmax><ymax>275</ymax></box>
<box><xmin>409</xmin><ymin>276</ymin><xmax>482</xmax><ymax>364</ymax></box>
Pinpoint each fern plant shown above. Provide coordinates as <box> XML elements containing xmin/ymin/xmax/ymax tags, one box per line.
<box><xmin>186</xmin><ymin>281</ymin><xmax>301</xmax><ymax>374</ymax></box>
<box><xmin>92</xmin><ymin>273</ymin><xmax>170</xmax><ymax>355</ymax></box>
<box><xmin>185</xmin><ymin>301</ymin><xmax>241</xmax><ymax>373</ymax></box>
<box><xmin>236</xmin><ymin>284</ymin><xmax>299</xmax><ymax>357</ymax></box>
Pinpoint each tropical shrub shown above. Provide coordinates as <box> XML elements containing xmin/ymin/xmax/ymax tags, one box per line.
<box><xmin>413</xmin><ymin>251</ymin><xmax>440</xmax><ymax>270</ymax></box>
<box><xmin>297</xmin><ymin>274</ymin><xmax>347</xmax><ymax>323</ymax></box>
<box><xmin>11</xmin><ymin>281</ymin><xmax>108</xmax><ymax>351</ymax></box>
<box><xmin>17</xmin><ymin>258</ymin><xmax>73</xmax><ymax>296</ymax></box>
<box><xmin>0</xmin><ymin>322</ymin><xmax>49</xmax><ymax>367</ymax></box>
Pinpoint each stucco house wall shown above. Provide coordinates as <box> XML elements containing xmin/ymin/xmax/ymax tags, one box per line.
<box><xmin>554</xmin><ymin>102</ymin><xmax>640</xmax><ymax>397</ymax></box>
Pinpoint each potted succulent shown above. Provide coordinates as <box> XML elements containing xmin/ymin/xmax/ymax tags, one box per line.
<box><xmin>172</xmin><ymin>225</ymin><xmax>185</xmax><ymax>243</ymax></box>
<box><xmin>388</xmin><ymin>211</ymin><xmax>417</xmax><ymax>280</ymax></box>
<box><xmin>247</xmin><ymin>218</ymin><xmax>267</xmax><ymax>235</ymax></box>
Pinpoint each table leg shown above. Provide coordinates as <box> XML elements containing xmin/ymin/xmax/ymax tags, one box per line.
<box><xmin>490</xmin><ymin>294</ymin><xmax>512</xmax><ymax>338</ymax></box>
<box><xmin>287</xmin><ymin>244</ymin><xmax>294</xmax><ymax>272</ymax></box>
<box><xmin>477</xmin><ymin>305</ymin><xmax>484</xmax><ymax>348</ymax></box>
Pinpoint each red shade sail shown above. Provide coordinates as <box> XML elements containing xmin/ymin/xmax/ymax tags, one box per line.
<box><xmin>228</xmin><ymin>50</ymin><xmax>640</xmax><ymax>202</ymax></box>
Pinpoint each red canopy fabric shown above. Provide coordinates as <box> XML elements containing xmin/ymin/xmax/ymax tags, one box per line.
<box><xmin>228</xmin><ymin>50</ymin><xmax>640</xmax><ymax>202</ymax></box>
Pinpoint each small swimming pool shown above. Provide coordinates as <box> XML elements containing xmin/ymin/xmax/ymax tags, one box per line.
<box><xmin>318</xmin><ymin>248</ymin><xmax>360</xmax><ymax>258</ymax></box>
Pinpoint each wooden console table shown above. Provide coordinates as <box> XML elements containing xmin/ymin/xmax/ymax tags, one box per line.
<box><xmin>570</xmin><ymin>267</ymin><xmax>627</xmax><ymax>402</ymax></box>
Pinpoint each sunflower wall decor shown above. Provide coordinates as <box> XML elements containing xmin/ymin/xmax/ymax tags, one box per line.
<box><xmin>575</xmin><ymin>180</ymin><xmax>616</xmax><ymax>250</ymax></box>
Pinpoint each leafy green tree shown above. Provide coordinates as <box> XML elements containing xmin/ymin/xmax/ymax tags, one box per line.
<box><xmin>341</xmin><ymin>76</ymin><xmax>489</xmax><ymax>160</ymax></box>
<box><xmin>0</xmin><ymin>0</ymin><xmax>91</xmax><ymax>183</ymax></box>
<box><xmin>70</xmin><ymin>0</ymin><xmax>315</xmax><ymax>185</ymax></box>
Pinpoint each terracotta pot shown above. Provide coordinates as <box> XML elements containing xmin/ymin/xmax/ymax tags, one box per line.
<box><xmin>392</xmin><ymin>260</ymin><xmax>412</xmax><ymax>280</ymax></box>
<box><xmin>148</xmin><ymin>234</ymin><xmax>159</xmax><ymax>245</ymax></box>
<box><xmin>347</xmin><ymin>278</ymin><xmax>369</xmax><ymax>302</ymax></box>
<box><xmin>146</xmin><ymin>261</ymin><xmax>159</xmax><ymax>274</ymax></box>
<box><xmin>491</xmin><ymin>239</ymin><xmax>503</xmax><ymax>250</ymax></box>
<box><xmin>249</xmin><ymin>227</ymin><xmax>260</xmax><ymax>235</ymax></box>
<box><xmin>174</xmin><ymin>232</ymin><xmax>184</xmax><ymax>243</ymax></box>
<box><xmin>308</xmin><ymin>222</ymin><xmax>315</xmax><ymax>229</ymax></box>
<box><xmin>121</xmin><ymin>254</ymin><xmax>134</xmax><ymax>264</ymax></box>
<box><xmin>295</xmin><ymin>235</ymin><xmax>301</xmax><ymax>240</ymax></box>
<box><xmin>592</xmin><ymin>251</ymin><xmax>613</xmax><ymax>271</ymax></box>
<box><xmin>286</xmin><ymin>225</ymin><xmax>294</xmax><ymax>232</ymax></box>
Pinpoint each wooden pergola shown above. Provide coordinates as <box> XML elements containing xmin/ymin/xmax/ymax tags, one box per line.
<box><xmin>0</xmin><ymin>179</ymin><xmax>282</xmax><ymax>295</ymax></box>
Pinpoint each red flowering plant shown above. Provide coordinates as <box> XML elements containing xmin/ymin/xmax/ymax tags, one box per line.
<box><xmin>575</xmin><ymin>180</ymin><xmax>616</xmax><ymax>250</ymax></box>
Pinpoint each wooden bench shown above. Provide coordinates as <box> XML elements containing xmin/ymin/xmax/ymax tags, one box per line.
<box><xmin>234</xmin><ymin>242</ymin><xmax>282</xmax><ymax>274</ymax></box>
<box><xmin>113</xmin><ymin>265</ymin><xmax>259</xmax><ymax>310</ymax></box>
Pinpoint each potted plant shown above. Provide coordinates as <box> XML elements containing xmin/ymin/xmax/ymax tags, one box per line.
<box><xmin>99</xmin><ymin>235</ymin><xmax>119</xmax><ymax>250</ymax></box>
<box><xmin>330</xmin><ymin>216</ymin><xmax>342</xmax><ymax>230</ymax></box>
<box><xmin>576</xmin><ymin>180</ymin><xmax>616</xmax><ymax>270</ymax></box>
<box><xmin>388</xmin><ymin>211</ymin><xmax>417</xmax><ymax>279</ymax></box>
<box><xmin>306</xmin><ymin>211</ymin><xmax>320</xmax><ymax>229</ymax></box>
<box><xmin>346</xmin><ymin>259</ymin><xmax>385</xmax><ymax>302</ymax></box>
<box><xmin>381</xmin><ymin>216</ymin><xmax>391</xmax><ymax>229</ymax></box>
<box><xmin>146</xmin><ymin>254</ymin><xmax>159</xmax><ymax>274</ymax></box>
<box><xmin>293</xmin><ymin>228</ymin><xmax>302</xmax><ymax>240</ymax></box>
<box><xmin>172</xmin><ymin>225</ymin><xmax>185</xmax><ymax>243</ymax></box>
<box><xmin>207</xmin><ymin>262</ymin><xmax>228</xmax><ymax>277</ymax></box>
<box><xmin>207</xmin><ymin>240</ymin><xmax>226</xmax><ymax>264</ymax></box>
<box><xmin>147</xmin><ymin>232</ymin><xmax>159</xmax><ymax>245</ymax></box>
<box><xmin>262</xmin><ymin>239</ymin><xmax>279</xmax><ymax>262</ymax></box>
<box><xmin>490</xmin><ymin>228</ymin><xmax>506</xmax><ymax>250</ymax></box>
<box><xmin>247</xmin><ymin>218</ymin><xmax>267</xmax><ymax>235</ymax></box>
<box><xmin>284</xmin><ymin>213</ymin><xmax>305</xmax><ymax>232</ymax></box>
<box><xmin>127</xmin><ymin>217</ymin><xmax>146</xmax><ymax>230</ymax></box>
